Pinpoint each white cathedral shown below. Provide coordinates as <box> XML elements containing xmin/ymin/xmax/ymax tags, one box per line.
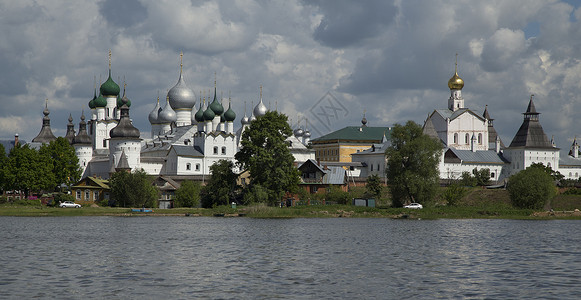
<box><xmin>30</xmin><ymin>52</ymin><xmax>314</xmax><ymax>181</ymax></box>
<box><xmin>421</xmin><ymin>62</ymin><xmax>581</xmax><ymax>183</ymax></box>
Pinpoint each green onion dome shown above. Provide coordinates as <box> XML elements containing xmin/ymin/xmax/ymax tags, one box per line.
<box><xmin>209</xmin><ymin>91</ymin><xmax>224</xmax><ymax>115</ymax></box>
<box><xmin>100</xmin><ymin>70</ymin><xmax>120</xmax><ymax>96</ymax></box>
<box><xmin>224</xmin><ymin>102</ymin><xmax>236</xmax><ymax>122</ymax></box>
<box><xmin>203</xmin><ymin>106</ymin><xmax>215</xmax><ymax>121</ymax></box>
<box><xmin>94</xmin><ymin>93</ymin><xmax>107</xmax><ymax>107</ymax></box>
<box><xmin>194</xmin><ymin>102</ymin><xmax>204</xmax><ymax>123</ymax></box>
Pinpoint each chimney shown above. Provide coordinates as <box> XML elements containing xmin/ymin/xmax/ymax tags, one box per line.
<box><xmin>14</xmin><ymin>134</ymin><xmax>19</xmax><ymax>147</ymax></box>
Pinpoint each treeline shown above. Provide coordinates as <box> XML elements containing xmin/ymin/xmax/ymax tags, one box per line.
<box><xmin>0</xmin><ymin>137</ymin><xmax>81</xmax><ymax>198</ymax></box>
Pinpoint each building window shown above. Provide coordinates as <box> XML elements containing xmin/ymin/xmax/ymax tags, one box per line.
<box><xmin>213</xmin><ymin>146</ymin><xmax>218</xmax><ymax>154</ymax></box>
<box><xmin>222</xmin><ymin>147</ymin><xmax>226</xmax><ymax>155</ymax></box>
<box><xmin>371</xmin><ymin>164</ymin><xmax>374</xmax><ymax>171</ymax></box>
<box><xmin>454</xmin><ymin>133</ymin><xmax>458</xmax><ymax>144</ymax></box>
<box><xmin>491</xmin><ymin>172</ymin><xmax>495</xmax><ymax>178</ymax></box>
<box><xmin>85</xmin><ymin>190</ymin><xmax>90</xmax><ymax>200</ymax></box>
<box><xmin>103</xmin><ymin>140</ymin><xmax>107</xmax><ymax>148</ymax></box>
<box><xmin>196</xmin><ymin>164</ymin><xmax>200</xmax><ymax>171</ymax></box>
<box><xmin>94</xmin><ymin>191</ymin><xmax>99</xmax><ymax>201</ymax></box>
<box><xmin>186</xmin><ymin>163</ymin><xmax>191</xmax><ymax>171</ymax></box>
<box><xmin>76</xmin><ymin>190</ymin><xmax>81</xmax><ymax>200</ymax></box>
<box><xmin>465</xmin><ymin>133</ymin><xmax>469</xmax><ymax>144</ymax></box>
<box><xmin>478</xmin><ymin>133</ymin><xmax>482</xmax><ymax>144</ymax></box>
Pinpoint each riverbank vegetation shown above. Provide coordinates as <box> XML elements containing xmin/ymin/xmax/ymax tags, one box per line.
<box><xmin>2</xmin><ymin>188</ymin><xmax>581</xmax><ymax>219</ymax></box>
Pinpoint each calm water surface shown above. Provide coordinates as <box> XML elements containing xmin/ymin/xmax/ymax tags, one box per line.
<box><xmin>0</xmin><ymin>217</ymin><xmax>580</xmax><ymax>299</ymax></box>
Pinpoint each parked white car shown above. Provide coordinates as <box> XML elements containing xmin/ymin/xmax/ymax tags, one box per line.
<box><xmin>404</xmin><ymin>203</ymin><xmax>423</xmax><ymax>209</ymax></box>
<box><xmin>59</xmin><ymin>201</ymin><xmax>81</xmax><ymax>208</ymax></box>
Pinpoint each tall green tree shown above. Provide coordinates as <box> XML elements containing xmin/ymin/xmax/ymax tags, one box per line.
<box><xmin>200</xmin><ymin>160</ymin><xmax>238</xmax><ymax>208</ymax></box>
<box><xmin>110</xmin><ymin>169</ymin><xmax>158</xmax><ymax>207</ymax></box>
<box><xmin>366</xmin><ymin>174</ymin><xmax>383</xmax><ymax>199</ymax></box>
<box><xmin>39</xmin><ymin>137</ymin><xmax>81</xmax><ymax>189</ymax></box>
<box><xmin>0</xmin><ymin>143</ymin><xmax>6</xmax><ymax>191</ymax></box>
<box><xmin>235</xmin><ymin>111</ymin><xmax>300</xmax><ymax>205</ymax></box>
<box><xmin>4</xmin><ymin>144</ymin><xmax>54</xmax><ymax>197</ymax></box>
<box><xmin>174</xmin><ymin>180</ymin><xmax>201</xmax><ymax>208</ymax></box>
<box><xmin>508</xmin><ymin>166</ymin><xmax>556</xmax><ymax>209</ymax></box>
<box><xmin>385</xmin><ymin>121</ymin><xmax>442</xmax><ymax>207</ymax></box>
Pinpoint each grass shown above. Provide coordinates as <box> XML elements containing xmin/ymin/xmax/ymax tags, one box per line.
<box><xmin>2</xmin><ymin>188</ymin><xmax>581</xmax><ymax>219</ymax></box>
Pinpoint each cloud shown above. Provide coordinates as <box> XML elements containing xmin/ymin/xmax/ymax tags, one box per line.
<box><xmin>312</xmin><ymin>0</ymin><xmax>397</xmax><ymax>48</ymax></box>
<box><xmin>480</xmin><ymin>28</ymin><xmax>527</xmax><ymax>72</ymax></box>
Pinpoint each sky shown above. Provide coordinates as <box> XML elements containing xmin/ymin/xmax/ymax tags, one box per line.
<box><xmin>2</xmin><ymin>0</ymin><xmax>581</xmax><ymax>154</ymax></box>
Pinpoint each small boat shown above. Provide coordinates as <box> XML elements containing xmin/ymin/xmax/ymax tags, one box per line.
<box><xmin>131</xmin><ymin>208</ymin><xmax>154</xmax><ymax>213</ymax></box>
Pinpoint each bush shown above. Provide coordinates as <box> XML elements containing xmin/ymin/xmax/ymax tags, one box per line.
<box><xmin>460</xmin><ymin>171</ymin><xmax>477</xmax><ymax>187</ymax></box>
<box><xmin>13</xmin><ymin>199</ymin><xmax>41</xmax><ymax>206</ymax></box>
<box><xmin>474</xmin><ymin>168</ymin><xmax>491</xmax><ymax>186</ymax></box>
<box><xmin>52</xmin><ymin>193</ymin><xmax>76</xmax><ymax>206</ymax></box>
<box><xmin>326</xmin><ymin>186</ymin><xmax>350</xmax><ymax>205</ymax></box>
<box><xmin>441</xmin><ymin>184</ymin><xmax>467</xmax><ymax>206</ymax></box>
<box><xmin>508</xmin><ymin>167</ymin><xmax>556</xmax><ymax>209</ymax></box>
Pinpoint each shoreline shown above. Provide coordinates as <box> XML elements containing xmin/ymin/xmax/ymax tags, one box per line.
<box><xmin>2</xmin><ymin>205</ymin><xmax>581</xmax><ymax>220</ymax></box>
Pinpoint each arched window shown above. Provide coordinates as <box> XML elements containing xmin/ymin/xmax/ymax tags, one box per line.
<box><xmin>465</xmin><ymin>133</ymin><xmax>469</xmax><ymax>144</ymax></box>
<box><xmin>222</xmin><ymin>147</ymin><xmax>227</xmax><ymax>155</ymax></box>
<box><xmin>213</xmin><ymin>146</ymin><xmax>218</xmax><ymax>154</ymax></box>
<box><xmin>454</xmin><ymin>133</ymin><xmax>458</xmax><ymax>144</ymax></box>
<box><xmin>186</xmin><ymin>163</ymin><xmax>191</xmax><ymax>171</ymax></box>
<box><xmin>195</xmin><ymin>164</ymin><xmax>200</xmax><ymax>171</ymax></box>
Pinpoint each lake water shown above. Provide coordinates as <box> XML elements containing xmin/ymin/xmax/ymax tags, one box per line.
<box><xmin>1</xmin><ymin>217</ymin><xmax>580</xmax><ymax>299</ymax></box>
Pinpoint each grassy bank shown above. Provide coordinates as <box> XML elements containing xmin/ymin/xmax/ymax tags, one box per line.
<box><xmin>2</xmin><ymin>188</ymin><xmax>581</xmax><ymax>219</ymax></box>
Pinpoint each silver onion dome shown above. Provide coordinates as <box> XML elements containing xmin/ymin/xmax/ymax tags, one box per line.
<box><xmin>241</xmin><ymin>113</ymin><xmax>249</xmax><ymax>125</ymax></box>
<box><xmin>303</xmin><ymin>130</ymin><xmax>311</xmax><ymax>138</ymax></box>
<box><xmin>148</xmin><ymin>96</ymin><xmax>161</xmax><ymax>124</ymax></box>
<box><xmin>253</xmin><ymin>98</ymin><xmax>267</xmax><ymax>118</ymax></box>
<box><xmin>167</xmin><ymin>71</ymin><xmax>195</xmax><ymax>110</ymax></box>
<box><xmin>294</xmin><ymin>127</ymin><xmax>304</xmax><ymax>137</ymax></box>
<box><xmin>158</xmin><ymin>96</ymin><xmax>177</xmax><ymax>123</ymax></box>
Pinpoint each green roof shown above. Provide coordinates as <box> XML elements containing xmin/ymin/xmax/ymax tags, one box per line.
<box><xmin>311</xmin><ymin>126</ymin><xmax>390</xmax><ymax>143</ymax></box>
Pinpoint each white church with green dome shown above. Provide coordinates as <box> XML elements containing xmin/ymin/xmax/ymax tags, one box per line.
<box><xmin>29</xmin><ymin>51</ymin><xmax>314</xmax><ymax>181</ymax></box>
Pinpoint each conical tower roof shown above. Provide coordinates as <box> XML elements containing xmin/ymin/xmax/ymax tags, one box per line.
<box><xmin>73</xmin><ymin>112</ymin><xmax>92</xmax><ymax>145</ymax></box>
<box><xmin>32</xmin><ymin>100</ymin><xmax>57</xmax><ymax>144</ymax></box>
<box><xmin>508</xmin><ymin>95</ymin><xmax>552</xmax><ymax>149</ymax></box>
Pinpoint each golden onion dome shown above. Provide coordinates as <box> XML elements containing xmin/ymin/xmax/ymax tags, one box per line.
<box><xmin>448</xmin><ymin>71</ymin><xmax>464</xmax><ymax>90</ymax></box>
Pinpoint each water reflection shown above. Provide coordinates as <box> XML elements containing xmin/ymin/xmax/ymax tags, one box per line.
<box><xmin>0</xmin><ymin>217</ymin><xmax>580</xmax><ymax>299</ymax></box>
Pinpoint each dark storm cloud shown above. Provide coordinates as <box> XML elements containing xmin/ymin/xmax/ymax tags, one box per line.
<box><xmin>311</xmin><ymin>0</ymin><xmax>397</xmax><ymax>48</ymax></box>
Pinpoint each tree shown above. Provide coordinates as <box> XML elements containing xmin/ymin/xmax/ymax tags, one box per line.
<box><xmin>0</xmin><ymin>143</ymin><xmax>6</xmax><ymax>192</ymax></box>
<box><xmin>174</xmin><ymin>180</ymin><xmax>201</xmax><ymax>208</ymax></box>
<box><xmin>235</xmin><ymin>111</ymin><xmax>300</xmax><ymax>205</ymax></box>
<box><xmin>200</xmin><ymin>160</ymin><xmax>238</xmax><ymax>208</ymax></box>
<box><xmin>39</xmin><ymin>137</ymin><xmax>81</xmax><ymax>189</ymax></box>
<box><xmin>385</xmin><ymin>121</ymin><xmax>442</xmax><ymax>207</ymax></box>
<box><xmin>4</xmin><ymin>144</ymin><xmax>54</xmax><ymax>197</ymax></box>
<box><xmin>110</xmin><ymin>169</ymin><xmax>158</xmax><ymax>207</ymax></box>
<box><xmin>508</xmin><ymin>166</ymin><xmax>556</xmax><ymax>209</ymax></box>
<box><xmin>529</xmin><ymin>162</ymin><xmax>564</xmax><ymax>182</ymax></box>
<box><xmin>365</xmin><ymin>174</ymin><xmax>383</xmax><ymax>199</ymax></box>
